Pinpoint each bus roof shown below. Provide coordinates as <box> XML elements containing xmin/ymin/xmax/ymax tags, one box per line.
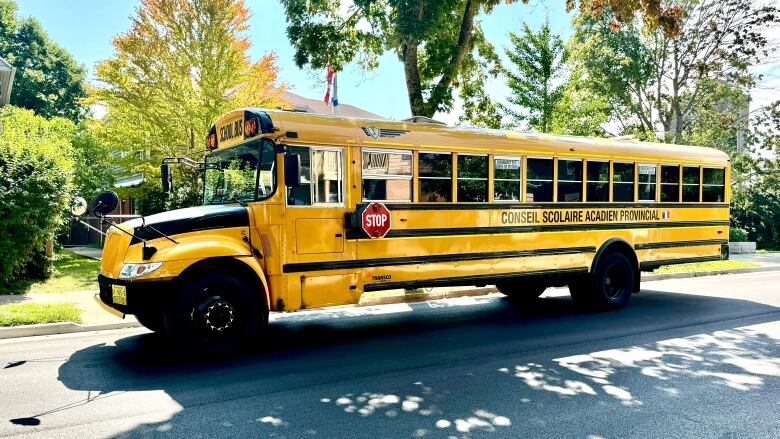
<box><xmin>213</xmin><ymin>109</ymin><xmax>730</xmax><ymax>165</ymax></box>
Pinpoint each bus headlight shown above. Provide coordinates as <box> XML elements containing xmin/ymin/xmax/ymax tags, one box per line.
<box><xmin>119</xmin><ymin>262</ymin><xmax>163</xmax><ymax>279</ymax></box>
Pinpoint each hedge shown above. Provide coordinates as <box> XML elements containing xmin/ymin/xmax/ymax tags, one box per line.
<box><xmin>0</xmin><ymin>106</ymin><xmax>75</xmax><ymax>287</ymax></box>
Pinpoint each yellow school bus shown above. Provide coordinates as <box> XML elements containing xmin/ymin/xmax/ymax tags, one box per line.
<box><xmin>94</xmin><ymin>109</ymin><xmax>730</xmax><ymax>352</ymax></box>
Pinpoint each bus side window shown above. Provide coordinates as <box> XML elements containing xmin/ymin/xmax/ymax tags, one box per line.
<box><xmin>526</xmin><ymin>158</ymin><xmax>553</xmax><ymax>202</ymax></box>
<box><xmin>613</xmin><ymin>162</ymin><xmax>635</xmax><ymax>202</ymax></box>
<box><xmin>682</xmin><ymin>166</ymin><xmax>700</xmax><ymax>202</ymax></box>
<box><xmin>287</xmin><ymin>146</ymin><xmax>312</xmax><ymax>205</ymax></box>
<box><xmin>702</xmin><ymin>167</ymin><xmax>725</xmax><ymax>202</ymax></box>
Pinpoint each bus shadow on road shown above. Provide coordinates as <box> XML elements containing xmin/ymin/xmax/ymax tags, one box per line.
<box><xmin>44</xmin><ymin>290</ymin><xmax>780</xmax><ymax>437</ymax></box>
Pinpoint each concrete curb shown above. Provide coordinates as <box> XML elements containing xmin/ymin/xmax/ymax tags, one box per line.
<box><xmin>0</xmin><ymin>320</ymin><xmax>142</xmax><ymax>340</ymax></box>
<box><xmin>641</xmin><ymin>265</ymin><xmax>780</xmax><ymax>282</ymax></box>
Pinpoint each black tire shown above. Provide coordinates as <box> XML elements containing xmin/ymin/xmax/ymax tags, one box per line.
<box><xmin>164</xmin><ymin>273</ymin><xmax>267</xmax><ymax>355</ymax></box>
<box><xmin>496</xmin><ymin>280</ymin><xmax>547</xmax><ymax>304</ymax></box>
<box><xmin>569</xmin><ymin>252</ymin><xmax>634</xmax><ymax>311</ymax></box>
<box><xmin>134</xmin><ymin>310</ymin><xmax>164</xmax><ymax>333</ymax></box>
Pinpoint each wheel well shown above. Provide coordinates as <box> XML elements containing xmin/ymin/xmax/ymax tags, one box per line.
<box><xmin>592</xmin><ymin>239</ymin><xmax>640</xmax><ymax>293</ymax></box>
<box><xmin>176</xmin><ymin>257</ymin><xmax>268</xmax><ymax>310</ymax></box>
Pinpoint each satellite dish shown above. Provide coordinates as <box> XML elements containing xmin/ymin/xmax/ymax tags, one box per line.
<box><xmin>92</xmin><ymin>191</ymin><xmax>119</xmax><ymax>216</ymax></box>
<box><xmin>70</xmin><ymin>197</ymin><xmax>88</xmax><ymax>217</ymax></box>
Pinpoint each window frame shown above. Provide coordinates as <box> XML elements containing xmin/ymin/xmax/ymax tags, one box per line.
<box><xmin>556</xmin><ymin>158</ymin><xmax>584</xmax><ymax>203</ymax></box>
<box><xmin>360</xmin><ymin>147</ymin><xmax>414</xmax><ymax>203</ymax></box>
<box><xmin>525</xmin><ymin>156</ymin><xmax>555</xmax><ymax>203</ymax></box>
<box><xmin>456</xmin><ymin>153</ymin><xmax>489</xmax><ymax>203</ymax></box>
<box><xmin>285</xmin><ymin>145</ymin><xmax>346</xmax><ymax>208</ymax></box>
<box><xmin>611</xmin><ymin>161</ymin><xmax>636</xmax><ymax>203</ymax></box>
<box><xmin>681</xmin><ymin>165</ymin><xmax>701</xmax><ymax>203</ymax></box>
<box><xmin>701</xmin><ymin>166</ymin><xmax>726</xmax><ymax>203</ymax></box>
<box><xmin>637</xmin><ymin>162</ymin><xmax>658</xmax><ymax>203</ymax></box>
<box><xmin>659</xmin><ymin>163</ymin><xmax>681</xmax><ymax>203</ymax></box>
<box><xmin>417</xmin><ymin>151</ymin><xmax>454</xmax><ymax>203</ymax></box>
<box><xmin>585</xmin><ymin>159</ymin><xmax>610</xmax><ymax>203</ymax></box>
<box><xmin>493</xmin><ymin>155</ymin><xmax>523</xmax><ymax>203</ymax></box>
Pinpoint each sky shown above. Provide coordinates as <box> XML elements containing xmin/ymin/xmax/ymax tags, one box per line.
<box><xmin>13</xmin><ymin>0</ymin><xmax>573</xmax><ymax>123</ymax></box>
<box><xmin>13</xmin><ymin>0</ymin><xmax>780</xmax><ymax>124</ymax></box>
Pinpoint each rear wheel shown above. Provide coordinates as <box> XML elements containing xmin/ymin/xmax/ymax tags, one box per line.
<box><xmin>164</xmin><ymin>273</ymin><xmax>267</xmax><ymax>355</ymax></box>
<box><xmin>569</xmin><ymin>252</ymin><xmax>634</xmax><ymax>311</ymax></box>
<box><xmin>496</xmin><ymin>280</ymin><xmax>547</xmax><ymax>305</ymax></box>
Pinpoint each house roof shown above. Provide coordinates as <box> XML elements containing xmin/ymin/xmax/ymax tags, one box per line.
<box><xmin>280</xmin><ymin>90</ymin><xmax>385</xmax><ymax>119</ymax></box>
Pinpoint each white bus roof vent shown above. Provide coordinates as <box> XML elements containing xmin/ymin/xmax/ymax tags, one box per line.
<box><xmin>402</xmin><ymin>116</ymin><xmax>447</xmax><ymax>125</ymax></box>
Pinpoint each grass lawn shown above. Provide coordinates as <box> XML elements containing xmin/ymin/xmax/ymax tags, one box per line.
<box><xmin>0</xmin><ymin>303</ymin><xmax>81</xmax><ymax>327</ymax></box>
<box><xmin>2</xmin><ymin>251</ymin><xmax>100</xmax><ymax>295</ymax></box>
<box><xmin>651</xmin><ymin>259</ymin><xmax>760</xmax><ymax>274</ymax></box>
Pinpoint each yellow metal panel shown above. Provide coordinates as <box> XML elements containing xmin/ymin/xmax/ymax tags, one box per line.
<box><xmin>295</xmin><ymin>218</ymin><xmax>345</xmax><ymax>254</ymax></box>
<box><xmin>302</xmin><ymin>273</ymin><xmax>359</xmax><ymax>308</ymax></box>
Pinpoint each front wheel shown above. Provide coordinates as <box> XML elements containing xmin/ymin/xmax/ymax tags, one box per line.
<box><xmin>569</xmin><ymin>252</ymin><xmax>635</xmax><ymax>311</ymax></box>
<box><xmin>164</xmin><ymin>273</ymin><xmax>267</xmax><ymax>355</ymax></box>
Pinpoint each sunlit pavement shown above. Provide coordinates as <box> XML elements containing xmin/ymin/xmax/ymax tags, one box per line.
<box><xmin>1</xmin><ymin>272</ymin><xmax>779</xmax><ymax>439</ymax></box>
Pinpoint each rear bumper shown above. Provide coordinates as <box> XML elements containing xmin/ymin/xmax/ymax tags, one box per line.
<box><xmin>97</xmin><ymin>274</ymin><xmax>171</xmax><ymax>316</ymax></box>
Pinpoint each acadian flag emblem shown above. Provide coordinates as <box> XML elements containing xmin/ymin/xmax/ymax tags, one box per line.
<box><xmin>661</xmin><ymin>211</ymin><xmax>671</xmax><ymax>220</ymax></box>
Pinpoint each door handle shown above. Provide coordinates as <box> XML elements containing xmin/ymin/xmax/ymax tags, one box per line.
<box><xmin>335</xmin><ymin>233</ymin><xmax>343</xmax><ymax>238</ymax></box>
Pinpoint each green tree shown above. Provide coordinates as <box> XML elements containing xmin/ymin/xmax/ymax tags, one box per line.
<box><xmin>568</xmin><ymin>0</ymin><xmax>778</xmax><ymax>143</ymax></box>
<box><xmin>501</xmin><ymin>21</ymin><xmax>565</xmax><ymax>132</ymax></box>
<box><xmin>281</xmin><ymin>0</ymin><xmax>685</xmax><ymax>119</ymax></box>
<box><xmin>0</xmin><ymin>0</ymin><xmax>87</xmax><ymax>121</ymax></box>
<box><xmin>0</xmin><ymin>106</ymin><xmax>75</xmax><ymax>288</ymax></box>
<box><xmin>92</xmin><ymin>0</ymin><xmax>284</xmax><ymax>210</ymax></box>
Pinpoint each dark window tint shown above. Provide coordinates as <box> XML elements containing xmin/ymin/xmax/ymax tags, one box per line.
<box><xmin>587</xmin><ymin>161</ymin><xmax>609</xmax><ymax>182</ymax></box>
<box><xmin>682</xmin><ymin>166</ymin><xmax>700</xmax><ymax>202</ymax></box>
<box><xmin>638</xmin><ymin>164</ymin><xmax>656</xmax><ymax>201</ymax></box>
<box><xmin>527</xmin><ymin>158</ymin><xmax>553</xmax><ymax>180</ymax></box>
<box><xmin>362</xmin><ymin>179</ymin><xmax>412</xmax><ymax>201</ymax></box>
<box><xmin>418</xmin><ymin>153</ymin><xmax>452</xmax><ymax>202</ymax></box>
<box><xmin>557</xmin><ymin>159</ymin><xmax>583</xmax><ymax>202</ymax></box>
<box><xmin>703</xmin><ymin>168</ymin><xmax>725</xmax><ymax>185</ymax></box>
<box><xmin>702</xmin><ymin>168</ymin><xmax>725</xmax><ymax>202</ymax></box>
<box><xmin>526</xmin><ymin>158</ymin><xmax>553</xmax><ymax>202</ymax></box>
<box><xmin>661</xmin><ymin>165</ymin><xmax>680</xmax><ymax>202</ymax></box>
<box><xmin>587</xmin><ymin>183</ymin><xmax>609</xmax><ymax>201</ymax></box>
<box><xmin>612</xmin><ymin>162</ymin><xmax>635</xmax><ymax>202</ymax></box>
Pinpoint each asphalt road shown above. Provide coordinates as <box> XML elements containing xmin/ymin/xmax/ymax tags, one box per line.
<box><xmin>1</xmin><ymin>272</ymin><xmax>779</xmax><ymax>439</ymax></box>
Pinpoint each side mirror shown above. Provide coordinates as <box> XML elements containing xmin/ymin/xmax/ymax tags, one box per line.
<box><xmin>284</xmin><ymin>154</ymin><xmax>303</xmax><ymax>187</ymax></box>
<box><xmin>161</xmin><ymin>163</ymin><xmax>173</xmax><ymax>193</ymax></box>
<box><xmin>70</xmin><ymin>197</ymin><xmax>88</xmax><ymax>217</ymax></box>
<box><xmin>93</xmin><ymin>191</ymin><xmax>119</xmax><ymax>217</ymax></box>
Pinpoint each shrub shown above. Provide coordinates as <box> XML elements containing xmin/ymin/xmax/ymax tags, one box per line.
<box><xmin>729</xmin><ymin>227</ymin><xmax>749</xmax><ymax>242</ymax></box>
<box><xmin>0</xmin><ymin>107</ymin><xmax>75</xmax><ymax>288</ymax></box>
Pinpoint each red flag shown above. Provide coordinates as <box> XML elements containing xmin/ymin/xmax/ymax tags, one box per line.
<box><xmin>324</xmin><ymin>64</ymin><xmax>334</xmax><ymax>104</ymax></box>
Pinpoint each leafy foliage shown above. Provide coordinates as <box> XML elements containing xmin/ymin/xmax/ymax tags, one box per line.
<box><xmin>0</xmin><ymin>0</ymin><xmax>87</xmax><ymax>121</ymax></box>
<box><xmin>501</xmin><ymin>21</ymin><xmax>566</xmax><ymax>133</ymax></box>
<box><xmin>91</xmin><ymin>0</ymin><xmax>284</xmax><ymax>211</ymax></box>
<box><xmin>568</xmin><ymin>0</ymin><xmax>778</xmax><ymax>142</ymax></box>
<box><xmin>0</xmin><ymin>107</ymin><xmax>75</xmax><ymax>288</ymax></box>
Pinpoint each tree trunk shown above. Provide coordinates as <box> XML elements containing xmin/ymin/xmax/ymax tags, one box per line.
<box><xmin>401</xmin><ymin>0</ymin><xmax>479</xmax><ymax>118</ymax></box>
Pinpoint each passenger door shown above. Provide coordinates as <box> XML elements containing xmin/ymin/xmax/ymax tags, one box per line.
<box><xmin>285</xmin><ymin>145</ymin><xmax>357</xmax><ymax>307</ymax></box>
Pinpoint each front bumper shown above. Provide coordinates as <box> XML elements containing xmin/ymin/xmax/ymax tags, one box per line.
<box><xmin>97</xmin><ymin>274</ymin><xmax>171</xmax><ymax>315</ymax></box>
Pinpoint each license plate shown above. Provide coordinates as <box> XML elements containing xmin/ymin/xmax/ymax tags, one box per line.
<box><xmin>111</xmin><ymin>284</ymin><xmax>127</xmax><ymax>305</ymax></box>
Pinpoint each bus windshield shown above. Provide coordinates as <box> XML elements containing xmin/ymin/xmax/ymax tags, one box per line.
<box><xmin>203</xmin><ymin>141</ymin><xmax>275</xmax><ymax>205</ymax></box>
